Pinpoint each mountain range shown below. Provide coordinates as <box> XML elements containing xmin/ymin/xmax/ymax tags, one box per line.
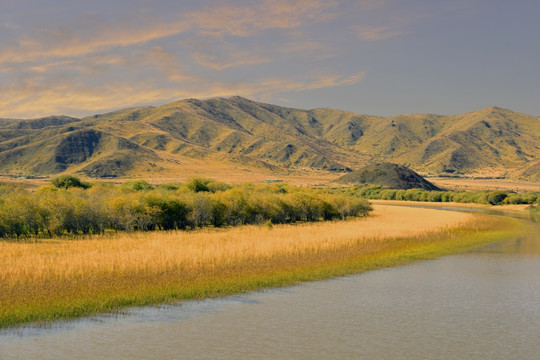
<box><xmin>0</xmin><ymin>96</ymin><xmax>538</xmax><ymax>180</ymax></box>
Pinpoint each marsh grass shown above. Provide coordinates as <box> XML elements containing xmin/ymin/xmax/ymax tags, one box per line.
<box><xmin>0</xmin><ymin>205</ymin><xmax>523</xmax><ymax>328</ymax></box>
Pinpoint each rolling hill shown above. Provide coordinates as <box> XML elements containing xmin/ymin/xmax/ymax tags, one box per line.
<box><xmin>0</xmin><ymin>97</ymin><xmax>538</xmax><ymax>180</ymax></box>
<box><xmin>335</xmin><ymin>163</ymin><xmax>441</xmax><ymax>190</ymax></box>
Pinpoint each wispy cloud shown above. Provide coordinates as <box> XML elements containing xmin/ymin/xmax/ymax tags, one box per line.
<box><xmin>0</xmin><ymin>80</ymin><xmax>192</xmax><ymax>119</ymax></box>
<box><xmin>183</xmin><ymin>36</ymin><xmax>272</xmax><ymax>70</ymax></box>
<box><xmin>0</xmin><ymin>0</ymin><xmax>337</xmax><ymax>66</ymax></box>
<box><xmin>0</xmin><ymin>0</ymin><xmax>367</xmax><ymax>118</ymax></box>
<box><xmin>191</xmin><ymin>51</ymin><xmax>271</xmax><ymax>71</ymax></box>
<box><xmin>0</xmin><ymin>71</ymin><xmax>365</xmax><ymax>118</ymax></box>
<box><xmin>187</xmin><ymin>0</ymin><xmax>338</xmax><ymax>37</ymax></box>
<box><xmin>0</xmin><ymin>19</ymin><xmax>191</xmax><ymax>64</ymax></box>
<box><xmin>20</xmin><ymin>55</ymin><xmax>129</xmax><ymax>75</ymax></box>
<box><xmin>355</xmin><ymin>26</ymin><xmax>403</xmax><ymax>41</ymax></box>
<box><xmin>278</xmin><ymin>40</ymin><xmax>333</xmax><ymax>59</ymax></box>
<box><xmin>142</xmin><ymin>46</ymin><xmax>194</xmax><ymax>82</ymax></box>
<box><xmin>255</xmin><ymin>72</ymin><xmax>365</xmax><ymax>94</ymax></box>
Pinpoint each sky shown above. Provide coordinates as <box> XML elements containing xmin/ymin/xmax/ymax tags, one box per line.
<box><xmin>1</xmin><ymin>0</ymin><xmax>539</xmax><ymax>119</ymax></box>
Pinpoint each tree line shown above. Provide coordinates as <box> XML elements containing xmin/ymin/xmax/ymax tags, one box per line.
<box><xmin>334</xmin><ymin>185</ymin><xmax>539</xmax><ymax>205</ymax></box>
<box><xmin>0</xmin><ymin>176</ymin><xmax>372</xmax><ymax>239</ymax></box>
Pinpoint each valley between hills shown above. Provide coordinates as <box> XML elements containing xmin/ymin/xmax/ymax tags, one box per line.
<box><xmin>0</xmin><ymin>96</ymin><xmax>538</xmax><ymax>188</ymax></box>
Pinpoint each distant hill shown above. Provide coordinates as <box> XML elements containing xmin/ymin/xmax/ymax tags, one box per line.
<box><xmin>0</xmin><ymin>97</ymin><xmax>538</xmax><ymax>179</ymax></box>
<box><xmin>335</xmin><ymin>163</ymin><xmax>441</xmax><ymax>190</ymax></box>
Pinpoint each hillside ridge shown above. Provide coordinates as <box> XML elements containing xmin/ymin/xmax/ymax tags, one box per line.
<box><xmin>0</xmin><ymin>96</ymin><xmax>538</xmax><ymax>180</ymax></box>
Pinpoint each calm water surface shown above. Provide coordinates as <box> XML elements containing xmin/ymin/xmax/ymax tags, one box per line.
<box><xmin>1</xmin><ymin>221</ymin><xmax>539</xmax><ymax>360</ymax></box>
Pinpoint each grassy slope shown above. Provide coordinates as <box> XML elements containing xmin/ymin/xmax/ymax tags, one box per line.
<box><xmin>0</xmin><ymin>205</ymin><xmax>527</xmax><ymax>328</ymax></box>
<box><xmin>0</xmin><ymin>97</ymin><xmax>539</xmax><ymax>179</ymax></box>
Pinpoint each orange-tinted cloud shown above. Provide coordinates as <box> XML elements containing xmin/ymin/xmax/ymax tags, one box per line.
<box><xmin>188</xmin><ymin>0</ymin><xmax>337</xmax><ymax>37</ymax></box>
<box><xmin>255</xmin><ymin>73</ymin><xmax>365</xmax><ymax>94</ymax></box>
<box><xmin>0</xmin><ymin>1</ymin><xmax>366</xmax><ymax>118</ymax></box>
<box><xmin>0</xmin><ymin>1</ymin><xmax>337</xmax><ymax>65</ymax></box>
<box><xmin>355</xmin><ymin>26</ymin><xmax>403</xmax><ymax>41</ymax></box>
<box><xmin>0</xmin><ymin>20</ymin><xmax>191</xmax><ymax>64</ymax></box>
<box><xmin>191</xmin><ymin>51</ymin><xmax>271</xmax><ymax>71</ymax></box>
<box><xmin>277</xmin><ymin>41</ymin><xmax>333</xmax><ymax>59</ymax></box>
<box><xmin>184</xmin><ymin>36</ymin><xmax>272</xmax><ymax>70</ymax></box>
<box><xmin>0</xmin><ymin>71</ymin><xmax>365</xmax><ymax>118</ymax></box>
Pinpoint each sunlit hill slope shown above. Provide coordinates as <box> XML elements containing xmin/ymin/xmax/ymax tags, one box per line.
<box><xmin>0</xmin><ymin>97</ymin><xmax>538</xmax><ymax>180</ymax></box>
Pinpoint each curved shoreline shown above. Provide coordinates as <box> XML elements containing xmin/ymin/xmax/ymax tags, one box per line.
<box><xmin>0</xmin><ymin>205</ymin><xmax>528</xmax><ymax>328</ymax></box>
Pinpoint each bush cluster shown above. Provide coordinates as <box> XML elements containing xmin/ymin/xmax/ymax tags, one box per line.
<box><xmin>335</xmin><ymin>185</ymin><xmax>539</xmax><ymax>205</ymax></box>
<box><xmin>0</xmin><ymin>178</ymin><xmax>371</xmax><ymax>239</ymax></box>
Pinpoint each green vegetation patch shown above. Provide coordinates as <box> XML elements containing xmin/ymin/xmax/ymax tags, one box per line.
<box><xmin>334</xmin><ymin>185</ymin><xmax>539</xmax><ymax>206</ymax></box>
<box><xmin>0</xmin><ymin>177</ymin><xmax>371</xmax><ymax>239</ymax></box>
<box><xmin>51</xmin><ymin>174</ymin><xmax>91</xmax><ymax>189</ymax></box>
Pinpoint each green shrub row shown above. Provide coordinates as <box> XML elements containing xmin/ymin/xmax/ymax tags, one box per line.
<box><xmin>335</xmin><ymin>185</ymin><xmax>539</xmax><ymax>205</ymax></box>
<box><xmin>0</xmin><ymin>178</ymin><xmax>371</xmax><ymax>239</ymax></box>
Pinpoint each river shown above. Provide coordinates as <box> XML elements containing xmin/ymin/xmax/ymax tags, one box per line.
<box><xmin>1</xmin><ymin>213</ymin><xmax>539</xmax><ymax>360</ymax></box>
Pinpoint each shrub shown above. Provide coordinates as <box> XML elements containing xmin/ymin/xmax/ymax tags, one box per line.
<box><xmin>185</xmin><ymin>178</ymin><xmax>211</xmax><ymax>192</ymax></box>
<box><xmin>0</xmin><ymin>180</ymin><xmax>376</xmax><ymax>239</ymax></box>
<box><xmin>487</xmin><ymin>190</ymin><xmax>508</xmax><ymax>205</ymax></box>
<box><xmin>380</xmin><ymin>190</ymin><xmax>397</xmax><ymax>200</ymax></box>
<box><xmin>504</xmin><ymin>193</ymin><xmax>538</xmax><ymax>205</ymax></box>
<box><xmin>185</xmin><ymin>178</ymin><xmax>231</xmax><ymax>193</ymax></box>
<box><xmin>121</xmin><ymin>179</ymin><xmax>153</xmax><ymax>192</ymax></box>
<box><xmin>428</xmin><ymin>191</ymin><xmax>443</xmax><ymax>202</ymax></box>
<box><xmin>159</xmin><ymin>182</ymin><xmax>182</xmax><ymax>191</ymax></box>
<box><xmin>51</xmin><ymin>175</ymin><xmax>91</xmax><ymax>189</ymax></box>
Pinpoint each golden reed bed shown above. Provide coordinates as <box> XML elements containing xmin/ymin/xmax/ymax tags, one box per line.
<box><xmin>0</xmin><ymin>205</ymin><xmax>518</xmax><ymax>327</ymax></box>
<box><xmin>0</xmin><ymin>206</ymin><xmax>471</xmax><ymax>280</ymax></box>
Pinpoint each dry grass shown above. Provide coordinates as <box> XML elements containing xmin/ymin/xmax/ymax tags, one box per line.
<box><xmin>0</xmin><ymin>205</ymin><xmax>519</xmax><ymax>327</ymax></box>
<box><xmin>4</xmin><ymin>170</ymin><xmax>539</xmax><ymax>190</ymax></box>
<box><xmin>0</xmin><ymin>206</ymin><xmax>471</xmax><ymax>282</ymax></box>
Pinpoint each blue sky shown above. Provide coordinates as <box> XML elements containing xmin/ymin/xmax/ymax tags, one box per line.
<box><xmin>1</xmin><ymin>0</ymin><xmax>539</xmax><ymax>118</ymax></box>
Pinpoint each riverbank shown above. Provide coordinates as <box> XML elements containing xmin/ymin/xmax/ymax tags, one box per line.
<box><xmin>0</xmin><ymin>205</ymin><xmax>526</xmax><ymax>328</ymax></box>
